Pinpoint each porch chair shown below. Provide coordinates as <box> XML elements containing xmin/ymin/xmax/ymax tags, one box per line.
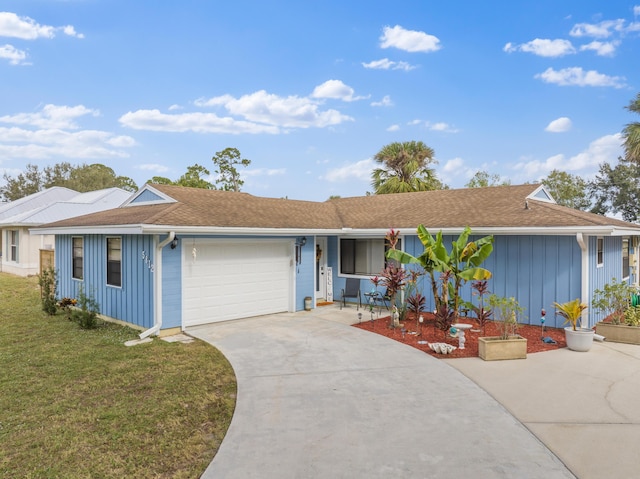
<box><xmin>340</xmin><ymin>278</ymin><xmax>362</xmax><ymax>310</ymax></box>
<box><xmin>372</xmin><ymin>288</ymin><xmax>392</xmax><ymax>311</ymax></box>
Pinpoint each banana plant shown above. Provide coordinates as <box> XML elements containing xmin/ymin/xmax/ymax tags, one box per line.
<box><xmin>386</xmin><ymin>225</ymin><xmax>494</xmax><ymax>323</ymax></box>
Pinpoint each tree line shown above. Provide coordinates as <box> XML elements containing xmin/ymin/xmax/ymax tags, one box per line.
<box><xmin>0</xmin><ymin>147</ymin><xmax>251</xmax><ymax>202</ymax></box>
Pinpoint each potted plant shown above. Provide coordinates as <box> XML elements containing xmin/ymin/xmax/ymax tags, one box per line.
<box><xmin>592</xmin><ymin>279</ymin><xmax>640</xmax><ymax>345</ymax></box>
<box><xmin>553</xmin><ymin>298</ymin><xmax>594</xmax><ymax>352</ymax></box>
<box><xmin>478</xmin><ymin>294</ymin><xmax>527</xmax><ymax>361</ymax></box>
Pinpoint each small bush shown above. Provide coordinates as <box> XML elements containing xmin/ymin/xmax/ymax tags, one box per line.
<box><xmin>38</xmin><ymin>268</ymin><xmax>58</xmax><ymax>316</ymax></box>
<box><xmin>70</xmin><ymin>286</ymin><xmax>100</xmax><ymax>330</ymax></box>
<box><xmin>624</xmin><ymin>307</ymin><xmax>640</xmax><ymax>327</ymax></box>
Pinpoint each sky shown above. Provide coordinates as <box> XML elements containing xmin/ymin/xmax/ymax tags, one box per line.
<box><xmin>1</xmin><ymin>1</ymin><xmax>639</xmax><ymax>201</ymax></box>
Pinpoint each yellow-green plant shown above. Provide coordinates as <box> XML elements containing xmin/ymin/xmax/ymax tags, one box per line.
<box><xmin>553</xmin><ymin>298</ymin><xmax>587</xmax><ymax>331</ymax></box>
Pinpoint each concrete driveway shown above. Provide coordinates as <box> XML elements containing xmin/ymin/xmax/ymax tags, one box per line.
<box><xmin>188</xmin><ymin>308</ymin><xmax>573</xmax><ymax>479</ymax></box>
<box><xmin>447</xmin><ymin>340</ymin><xmax>640</xmax><ymax>479</ymax></box>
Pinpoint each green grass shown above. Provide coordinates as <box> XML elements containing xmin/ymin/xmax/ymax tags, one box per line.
<box><xmin>0</xmin><ymin>273</ymin><xmax>237</xmax><ymax>478</ymax></box>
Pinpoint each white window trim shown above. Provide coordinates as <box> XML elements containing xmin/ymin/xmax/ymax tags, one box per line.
<box><xmin>72</xmin><ymin>236</ymin><xmax>84</xmax><ymax>281</ymax></box>
<box><xmin>106</xmin><ymin>236</ymin><xmax>122</xmax><ymax>288</ymax></box>
<box><xmin>622</xmin><ymin>237</ymin><xmax>630</xmax><ymax>281</ymax></box>
<box><xmin>596</xmin><ymin>236</ymin><xmax>604</xmax><ymax>268</ymax></box>
<box><xmin>338</xmin><ymin>237</ymin><xmax>401</xmax><ymax>278</ymax></box>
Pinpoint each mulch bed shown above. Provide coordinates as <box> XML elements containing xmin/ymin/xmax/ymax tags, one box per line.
<box><xmin>352</xmin><ymin>312</ymin><xmax>567</xmax><ymax>359</ymax></box>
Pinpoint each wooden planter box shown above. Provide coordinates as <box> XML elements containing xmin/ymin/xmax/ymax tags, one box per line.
<box><xmin>596</xmin><ymin>322</ymin><xmax>640</xmax><ymax>345</ymax></box>
<box><xmin>478</xmin><ymin>335</ymin><xmax>527</xmax><ymax>361</ymax></box>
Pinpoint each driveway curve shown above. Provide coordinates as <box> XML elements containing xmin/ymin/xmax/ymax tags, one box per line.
<box><xmin>189</xmin><ymin>310</ymin><xmax>574</xmax><ymax>479</ymax></box>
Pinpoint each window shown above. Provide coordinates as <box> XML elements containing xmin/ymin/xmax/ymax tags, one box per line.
<box><xmin>597</xmin><ymin>237</ymin><xmax>604</xmax><ymax>267</ymax></box>
<box><xmin>339</xmin><ymin>238</ymin><xmax>400</xmax><ymax>276</ymax></box>
<box><xmin>622</xmin><ymin>237</ymin><xmax>630</xmax><ymax>279</ymax></box>
<box><xmin>106</xmin><ymin>237</ymin><xmax>122</xmax><ymax>287</ymax></box>
<box><xmin>72</xmin><ymin>237</ymin><xmax>83</xmax><ymax>280</ymax></box>
<box><xmin>9</xmin><ymin>230</ymin><xmax>18</xmax><ymax>262</ymax></box>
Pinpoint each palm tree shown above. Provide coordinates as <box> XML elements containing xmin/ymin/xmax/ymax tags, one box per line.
<box><xmin>623</xmin><ymin>93</ymin><xmax>640</xmax><ymax>164</ymax></box>
<box><xmin>371</xmin><ymin>141</ymin><xmax>443</xmax><ymax>194</ymax></box>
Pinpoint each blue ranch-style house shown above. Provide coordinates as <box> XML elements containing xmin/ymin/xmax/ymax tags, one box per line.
<box><xmin>32</xmin><ymin>183</ymin><xmax>640</xmax><ymax>337</ymax></box>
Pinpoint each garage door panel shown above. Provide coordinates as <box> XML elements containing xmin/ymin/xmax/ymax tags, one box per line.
<box><xmin>183</xmin><ymin>240</ymin><xmax>293</xmax><ymax>327</ymax></box>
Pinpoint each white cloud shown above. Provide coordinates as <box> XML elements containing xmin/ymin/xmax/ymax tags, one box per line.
<box><xmin>0</xmin><ymin>104</ymin><xmax>98</xmax><ymax>129</ymax></box>
<box><xmin>579</xmin><ymin>40</ymin><xmax>618</xmax><ymax>56</ymax></box>
<box><xmin>193</xmin><ymin>88</ymin><xmax>354</xmax><ymax>129</ymax></box>
<box><xmin>371</xmin><ymin>95</ymin><xmax>393</xmax><ymax>107</ymax></box>
<box><xmin>135</xmin><ymin>163</ymin><xmax>169</xmax><ymax>173</ymax></box>
<box><xmin>0</xmin><ymin>43</ymin><xmax>27</xmax><ymax>65</ymax></box>
<box><xmin>168</xmin><ymin>104</ymin><xmax>182</xmax><ymax>111</ymax></box>
<box><xmin>426</xmin><ymin>121</ymin><xmax>459</xmax><ymax>133</ymax></box>
<box><xmin>0</xmin><ymin>126</ymin><xmax>135</xmax><ymax>160</ymax></box>
<box><xmin>119</xmin><ymin>109</ymin><xmax>280</xmax><ymax>134</ymax></box>
<box><xmin>386</xmin><ymin>124</ymin><xmax>400</xmax><ymax>132</ymax></box>
<box><xmin>535</xmin><ymin>67</ymin><xmax>625</xmax><ymax>88</ymax></box>
<box><xmin>635</xmin><ymin>5</ymin><xmax>640</xmax><ymax>16</ymax></box>
<box><xmin>244</xmin><ymin>168</ymin><xmax>286</xmax><ymax>177</ymax></box>
<box><xmin>0</xmin><ymin>12</ymin><xmax>83</xmax><ymax>39</ymax></box>
<box><xmin>513</xmin><ymin>133</ymin><xmax>622</xmax><ymax>177</ymax></box>
<box><xmin>323</xmin><ymin>158</ymin><xmax>374</xmax><ymax>182</ymax></box>
<box><xmin>503</xmin><ymin>38</ymin><xmax>575</xmax><ymax>57</ymax></box>
<box><xmin>311</xmin><ymin>80</ymin><xmax>367</xmax><ymax>102</ymax></box>
<box><xmin>379</xmin><ymin>25</ymin><xmax>441</xmax><ymax>53</ymax></box>
<box><xmin>545</xmin><ymin>117</ymin><xmax>572</xmax><ymax>133</ymax></box>
<box><xmin>362</xmin><ymin>58</ymin><xmax>416</xmax><ymax>71</ymax></box>
<box><xmin>442</xmin><ymin>157</ymin><xmax>464</xmax><ymax>174</ymax></box>
<box><xmin>570</xmin><ymin>19</ymin><xmax>626</xmax><ymax>38</ymax></box>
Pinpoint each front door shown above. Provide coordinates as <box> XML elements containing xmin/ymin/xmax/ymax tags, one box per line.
<box><xmin>315</xmin><ymin>237</ymin><xmax>327</xmax><ymax>301</ymax></box>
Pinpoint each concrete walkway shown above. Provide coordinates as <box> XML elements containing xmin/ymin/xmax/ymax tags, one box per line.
<box><xmin>446</xmin><ymin>340</ymin><xmax>640</xmax><ymax>479</ymax></box>
<box><xmin>188</xmin><ymin>306</ymin><xmax>574</xmax><ymax>479</ymax></box>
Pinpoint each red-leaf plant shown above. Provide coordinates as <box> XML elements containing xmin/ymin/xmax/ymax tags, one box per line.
<box><xmin>470</xmin><ymin>280</ymin><xmax>493</xmax><ymax>334</ymax></box>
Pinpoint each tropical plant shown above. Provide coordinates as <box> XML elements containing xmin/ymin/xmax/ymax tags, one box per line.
<box><xmin>378</xmin><ymin>264</ymin><xmax>408</xmax><ymax>328</ymax></box>
<box><xmin>470</xmin><ymin>280</ymin><xmax>492</xmax><ymax>334</ymax></box>
<box><xmin>386</xmin><ymin>225</ymin><xmax>494</xmax><ymax>326</ymax></box>
<box><xmin>553</xmin><ymin>298</ymin><xmax>587</xmax><ymax>331</ymax></box>
<box><xmin>371</xmin><ymin>141</ymin><xmax>444</xmax><ymax>194</ymax></box>
<box><xmin>591</xmin><ymin>278</ymin><xmax>634</xmax><ymax>324</ymax></box>
<box><xmin>622</xmin><ymin>92</ymin><xmax>640</xmax><ymax>164</ymax></box>
<box><xmin>488</xmin><ymin>294</ymin><xmax>524</xmax><ymax>339</ymax></box>
<box><xmin>433</xmin><ymin>301</ymin><xmax>456</xmax><ymax>336</ymax></box>
<box><xmin>407</xmin><ymin>292</ymin><xmax>426</xmax><ymax>316</ymax></box>
<box><xmin>38</xmin><ymin>267</ymin><xmax>58</xmax><ymax>315</ymax></box>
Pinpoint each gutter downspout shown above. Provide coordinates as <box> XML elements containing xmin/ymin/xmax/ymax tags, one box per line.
<box><xmin>576</xmin><ymin>233</ymin><xmax>589</xmax><ymax>328</ymax></box>
<box><xmin>139</xmin><ymin>232</ymin><xmax>175</xmax><ymax>339</ymax></box>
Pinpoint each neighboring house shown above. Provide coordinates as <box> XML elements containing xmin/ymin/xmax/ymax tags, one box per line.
<box><xmin>0</xmin><ymin>187</ymin><xmax>131</xmax><ymax>276</ymax></box>
<box><xmin>32</xmin><ymin>183</ymin><xmax>640</xmax><ymax>337</ymax></box>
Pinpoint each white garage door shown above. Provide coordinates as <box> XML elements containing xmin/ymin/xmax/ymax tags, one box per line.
<box><xmin>182</xmin><ymin>239</ymin><xmax>293</xmax><ymax>327</ymax></box>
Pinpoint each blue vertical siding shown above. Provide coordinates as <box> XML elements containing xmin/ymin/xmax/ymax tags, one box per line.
<box><xmin>589</xmin><ymin>235</ymin><xmax>624</xmax><ymax>324</ymax></box>
<box><xmin>56</xmin><ymin>234</ymin><xmax>155</xmax><ymax>329</ymax></box>
<box><xmin>328</xmin><ymin>233</ymin><xmax>583</xmax><ymax>328</ymax></box>
<box><xmin>161</xmin><ymin>236</ymin><xmax>182</xmax><ymax>328</ymax></box>
<box><xmin>295</xmin><ymin>239</ymin><xmax>314</xmax><ymax>310</ymax></box>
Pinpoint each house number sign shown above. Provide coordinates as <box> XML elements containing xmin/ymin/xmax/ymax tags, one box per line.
<box><xmin>141</xmin><ymin>250</ymin><xmax>155</xmax><ymax>273</ymax></box>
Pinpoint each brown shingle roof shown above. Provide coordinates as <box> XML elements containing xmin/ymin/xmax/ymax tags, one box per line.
<box><xmin>37</xmin><ymin>183</ymin><xmax>640</xmax><ymax>233</ymax></box>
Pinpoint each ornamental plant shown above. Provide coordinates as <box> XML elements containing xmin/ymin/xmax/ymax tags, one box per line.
<box><xmin>470</xmin><ymin>280</ymin><xmax>492</xmax><ymax>334</ymax></box>
<box><xmin>38</xmin><ymin>267</ymin><xmax>58</xmax><ymax>316</ymax></box>
<box><xmin>553</xmin><ymin>298</ymin><xmax>587</xmax><ymax>331</ymax></box>
<box><xmin>488</xmin><ymin>294</ymin><xmax>524</xmax><ymax>339</ymax></box>
<box><xmin>591</xmin><ymin>279</ymin><xmax>634</xmax><ymax>324</ymax></box>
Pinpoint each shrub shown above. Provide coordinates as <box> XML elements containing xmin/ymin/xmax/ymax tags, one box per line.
<box><xmin>38</xmin><ymin>267</ymin><xmax>58</xmax><ymax>316</ymax></box>
<box><xmin>591</xmin><ymin>278</ymin><xmax>634</xmax><ymax>324</ymax></box>
<box><xmin>70</xmin><ymin>286</ymin><xmax>100</xmax><ymax>330</ymax></box>
<box><xmin>488</xmin><ymin>294</ymin><xmax>525</xmax><ymax>339</ymax></box>
<box><xmin>624</xmin><ymin>306</ymin><xmax>640</xmax><ymax>327</ymax></box>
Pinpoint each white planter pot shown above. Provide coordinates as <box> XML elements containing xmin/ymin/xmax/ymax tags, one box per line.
<box><xmin>564</xmin><ymin>327</ymin><xmax>595</xmax><ymax>352</ymax></box>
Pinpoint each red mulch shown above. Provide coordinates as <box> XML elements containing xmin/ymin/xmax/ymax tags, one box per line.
<box><xmin>352</xmin><ymin>312</ymin><xmax>567</xmax><ymax>359</ymax></box>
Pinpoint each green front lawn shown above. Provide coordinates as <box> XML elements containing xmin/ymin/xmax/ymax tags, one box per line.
<box><xmin>0</xmin><ymin>273</ymin><xmax>236</xmax><ymax>478</ymax></box>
